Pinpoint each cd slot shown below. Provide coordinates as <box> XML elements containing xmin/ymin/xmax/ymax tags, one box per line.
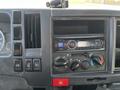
<box><xmin>54</xmin><ymin>34</ymin><xmax>104</xmax><ymax>39</ymax></box>
<box><xmin>55</xmin><ymin>49</ymin><xmax>105</xmax><ymax>53</ymax></box>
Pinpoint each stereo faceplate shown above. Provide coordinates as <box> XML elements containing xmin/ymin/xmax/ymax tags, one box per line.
<box><xmin>54</xmin><ymin>36</ymin><xmax>105</xmax><ymax>52</ymax></box>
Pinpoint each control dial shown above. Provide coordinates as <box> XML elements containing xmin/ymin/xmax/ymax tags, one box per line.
<box><xmin>70</xmin><ymin>60</ymin><xmax>80</xmax><ymax>71</ymax></box>
<box><xmin>94</xmin><ymin>39</ymin><xmax>104</xmax><ymax>48</ymax></box>
<box><xmin>80</xmin><ymin>60</ymin><xmax>90</xmax><ymax>70</ymax></box>
<box><xmin>54</xmin><ymin>57</ymin><xmax>68</xmax><ymax>70</ymax></box>
<box><xmin>91</xmin><ymin>55</ymin><xmax>104</xmax><ymax>66</ymax></box>
<box><xmin>67</xmin><ymin>40</ymin><xmax>77</xmax><ymax>49</ymax></box>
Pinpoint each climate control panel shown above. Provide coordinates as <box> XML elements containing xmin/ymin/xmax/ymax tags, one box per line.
<box><xmin>53</xmin><ymin>52</ymin><xmax>105</xmax><ymax>73</ymax></box>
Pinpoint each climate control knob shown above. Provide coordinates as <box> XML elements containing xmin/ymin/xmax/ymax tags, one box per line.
<box><xmin>70</xmin><ymin>60</ymin><xmax>80</xmax><ymax>71</ymax></box>
<box><xmin>54</xmin><ymin>57</ymin><xmax>68</xmax><ymax>67</ymax></box>
<box><xmin>91</xmin><ymin>55</ymin><xmax>104</xmax><ymax>66</ymax></box>
<box><xmin>80</xmin><ymin>60</ymin><xmax>90</xmax><ymax>70</ymax></box>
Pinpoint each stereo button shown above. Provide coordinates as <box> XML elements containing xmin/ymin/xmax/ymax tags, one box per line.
<box><xmin>58</xmin><ymin>42</ymin><xmax>64</xmax><ymax>48</ymax></box>
<box><xmin>67</xmin><ymin>40</ymin><xmax>77</xmax><ymax>49</ymax></box>
<box><xmin>33</xmin><ymin>59</ymin><xmax>41</xmax><ymax>72</ymax></box>
<box><xmin>14</xmin><ymin>27</ymin><xmax>22</xmax><ymax>40</ymax></box>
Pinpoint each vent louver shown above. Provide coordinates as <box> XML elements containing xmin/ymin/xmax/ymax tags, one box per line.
<box><xmin>115</xmin><ymin>20</ymin><xmax>120</xmax><ymax>68</ymax></box>
<box><xmin>24</xmin><ymin>14</ymin><xmax>41</xmax><ymax>48</ymax></box>
<box><xmin>116</xmin><ymin>21</ymin><xmax>120</xmax><ymax>49</ymax></box>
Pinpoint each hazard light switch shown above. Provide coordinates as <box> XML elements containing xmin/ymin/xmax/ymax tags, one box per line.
<box><xmin>52</xmin><ymin>78</ymin><xmax>69</xmax><ymax>87</ymax></box>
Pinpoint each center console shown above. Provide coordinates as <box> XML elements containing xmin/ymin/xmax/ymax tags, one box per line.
<box><xmin>50</xmin><ymin>9</ymin><xmax>120</xmax><ymax>90</ymax></box>
<box><xmin>52</xmin><ymin>17</ymin><xmax>106</xmax><ymax>74</ymax></box>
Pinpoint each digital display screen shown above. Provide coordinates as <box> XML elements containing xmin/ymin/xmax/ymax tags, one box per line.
<box><xmin>77</xmin><ymin>41</ymin><xmax>90</xmax><ymax>47</ymax></box>
<box><xmin>58</xmin><ymin>42</ymin><xmax>64</xmax><ymax>48</ymax></box>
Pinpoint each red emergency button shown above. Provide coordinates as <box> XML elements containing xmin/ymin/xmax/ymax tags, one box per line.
<box><xmin>52</xmin><ymin>78</ymin><xmax>69</xmax><ymax>87</ymax></box>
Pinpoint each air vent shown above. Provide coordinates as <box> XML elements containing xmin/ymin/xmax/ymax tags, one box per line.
<box><xmin>24</xmin><ymin>14</ymin><xmax>41</xmax><ymax>48</ymax></box>
<box><xmin>116</xmin><ymin>21</ymin><xmax>120</xmax><ymax>48</ymax></box>
<box><xmin>115</xmin><ymin>20</ymin><xmax>120</xmax><ymax>68</ymax></box>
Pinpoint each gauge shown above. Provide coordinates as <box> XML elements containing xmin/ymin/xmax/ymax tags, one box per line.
<box><xmin>0</xmin><ymin>30</ymin><xmax>5</xmax><ymax>51</ymax></box>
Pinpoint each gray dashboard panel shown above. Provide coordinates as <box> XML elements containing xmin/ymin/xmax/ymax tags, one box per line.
<box><xmin>0</xmin><ymin>9</ymin><xmax>119</xmax><ymax>90</ymax></box>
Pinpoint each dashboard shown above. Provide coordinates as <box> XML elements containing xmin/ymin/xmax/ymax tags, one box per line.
<box><xmin>0</xmin><ymin>9</ymin><xmax>120</xmax><ymax>90</ymax></box>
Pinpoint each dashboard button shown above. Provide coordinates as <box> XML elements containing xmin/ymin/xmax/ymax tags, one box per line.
<box><xmin>13</xmin><ymin>11</ymin><xmax>21</xmax><ymax>24</ymax></box>
<box><xmin>14</xmin><ymin>27</ymin><xmax>22</xmax><ymax>40</ymax></box>
<box><xmin>14</xmin><ymin>59</ymin><xmax>23</xmax><ymax>72</ymax></box>
<box><xmin>14</xmin><ymin>43</ymin><xmax>22</xmax><ymax>56</ymax></box>
<box><xmin>33</xmin><ymin>59</ymin><xmax>41</xmax><ymax>71</ymax></box>
<box><xmin>58</xmin><ymin>42</ymin><xmax>64</xmax><ymax>48</ymax></box>
<box><xmin>25</xmin><ymin>59</ymin><xmax>33</xmax><ymax>72</ymax></box>
<box><xmin>52</xmin><ymin>78</ymin><xmax>69</xmax><ymax>87</ymax></box>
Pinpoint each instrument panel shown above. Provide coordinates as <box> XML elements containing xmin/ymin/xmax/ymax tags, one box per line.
<box><xmin>0</xmin><ymin>9</ymin><xmax>119</xmax><ymax>90</ymax></box>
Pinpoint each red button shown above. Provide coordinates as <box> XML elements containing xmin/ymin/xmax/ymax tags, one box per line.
<box><xmin>52</xmin><ymin>78</ymin><xmax>69</xmax><ymax>87</ymax></box>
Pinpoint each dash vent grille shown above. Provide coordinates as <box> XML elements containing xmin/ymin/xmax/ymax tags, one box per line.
<box><xmin>116</xmin><ymin>21</ymin><xmax>120</xmax><ymax>48</ymax></box>
<box><xmin>115</xmin><ymin>20</ymin><xmax>120</xmax><ymax>68</ymax></box>
<box><xmin>24</xmin><ymin>14</ymin><xmax>41</xmax><ymax>48</ymax></box>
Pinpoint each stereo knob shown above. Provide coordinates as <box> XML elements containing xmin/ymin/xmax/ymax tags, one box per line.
<box><xmin>91</xmin><ymin>55</ymin><xmax>104</xmax><ymax>66</ymax></box>
<box><xmin>94</xmin><ymin>39</ymin><xmax>104</xmax><ymax>48</ymax></box>
<box><xmin>67</xmin><ymin>40</ymin><xmax>77</xmax><ymax>49</ymax></box>
<box><xmin>54</xmin><ymin>57</ymin><xmax>68</xmax><ymax>67</ymax></box>
<box><xmin>70</xmin><ymin>60</ymin><xmax>80</xmax><ymax>71</ymax></box>
<box><xmin>80</xmin><ymin>60</ymin><xmax>90</xmax><ymax>70</ymax></box>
